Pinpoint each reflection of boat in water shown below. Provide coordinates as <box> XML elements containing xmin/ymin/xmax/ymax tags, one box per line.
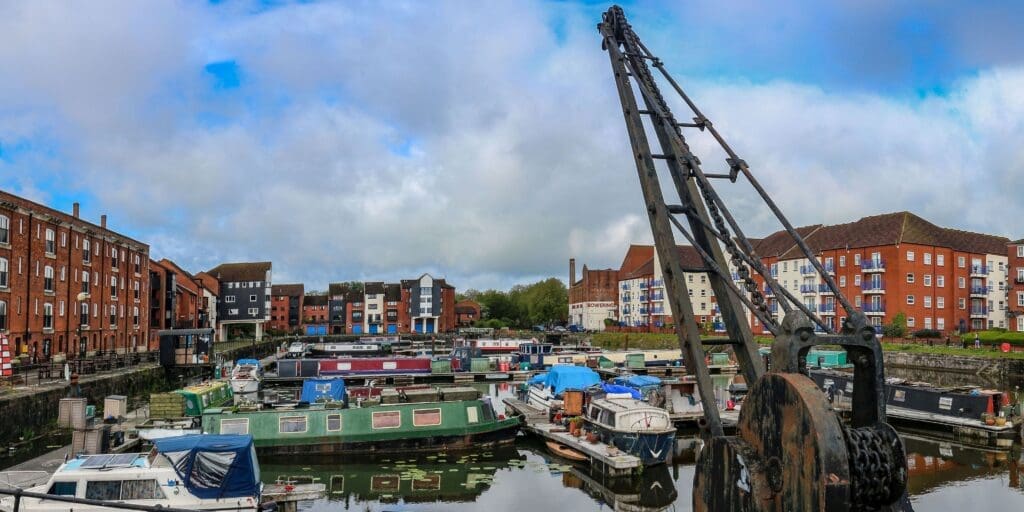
<box><xmin>902</xmin><ymin>434</ymin><xmax>1021</xmax><ymax>495</ymax></box>
<box><xmin>561</xmin><ymin>463</ymin><xmax>678</xmax><ymax>512</ymax></box>
<box><xmin>259</xmin><ymin>446</ymin><xmax>524</xmax><ymax>505</ymax></box>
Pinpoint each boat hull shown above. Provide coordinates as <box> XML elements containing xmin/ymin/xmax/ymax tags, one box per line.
<box><xmin>589</xmin><ymin>425</ymin><xmax>674</xmax><ymax>466</ymax></box>
<box><xmin>251</xmin><ymin>423</ymin><xmax>519</xmax><ymax>456</ymax></box>
<box><xmin>231</xmin><ymin>379</ymin><xmax>261</xmax><ymax>394</ymax></box>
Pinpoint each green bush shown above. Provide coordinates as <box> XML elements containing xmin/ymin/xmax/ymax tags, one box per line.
<box><xmin>974</xmin><ymin>330</ymin><xmax>1024</xmax><ymax>346</ymax></box>
<box><xmin>911</xmin><ymin>329</ymin><xmax>941</xmax><ymax>339</ymax></box>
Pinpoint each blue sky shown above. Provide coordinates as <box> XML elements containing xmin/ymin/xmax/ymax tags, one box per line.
<box><xmin>1</xmin><ymin>0</ymin><xmax>1023</xmax><ymax>291</ymax></box>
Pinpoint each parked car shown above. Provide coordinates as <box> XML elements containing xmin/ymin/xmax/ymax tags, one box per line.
<box><xmin>553</xmin><ymin>326</ymin><xmax>567</xmax><ymax>333</ymax></box>
<box><xmin>568</xmin><ymin>325</ymin><xmax>582</xmax><ymax>333</ymax></box>
<box><xmin>532</xmin><ymin>325</ymin><xmax>547</xmax><ymax>332</ymax></box>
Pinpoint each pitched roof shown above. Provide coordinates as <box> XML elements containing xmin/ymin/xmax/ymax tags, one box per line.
<box><xmin>271</xmin><ymin>284</ymin><xmax>305</xmax><ymax>297</ymax></box>
<box><xmin>192</xmin><ymin>272</ymin><xmax>220</xmax><ymax>296</ymax></box>
<box><xmin>365</xmin><ymin>281</ymin><xmax>385</xmax><ymax>294</ymax></box>
<box><xmin>207</xmin><ymin>262</ymin><xmax>272</xmax><ymax>282</ymax></box>
<box><xmin>384</xmin><ymin>284</ymin><xmax>401</xmax><ymax>301</ymax></box>
<box><xmin>303</xmin><ymin>294</ymin><xmax>328</xmax><ymax>306</ymax></box>
<box><xmin>757</xmin><ymin>212</ymin><xmax>1008</xmax><ymax>259</ymax></box>
<box><xmin>619</xmin><ymin>245</ymin><xmax>654</xmax><ymax>275</ymax></box>
<box><xmin>620</xmin><ymin>245</ymin><xmax>707</xmax><ymax>279</ymax></box>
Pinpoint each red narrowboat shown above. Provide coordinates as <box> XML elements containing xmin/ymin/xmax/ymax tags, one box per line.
<box><xmin>318</xmin><ymin>357</ymin><xmax>432</xmax><ymax>376</ymax></box>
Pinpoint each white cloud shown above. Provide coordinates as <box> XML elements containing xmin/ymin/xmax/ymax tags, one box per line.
<box><xmin>0</xmin><ymin>2</ymin><xmax>1021</xmax><ymax>292</ymax></box>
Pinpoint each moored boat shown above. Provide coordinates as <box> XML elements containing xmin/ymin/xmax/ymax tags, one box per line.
<box><xmin>275</xmin><ymin>356</ymin><xmax>432</xmax><ymax>378</ymax></box>
<box><xmin>612</xmin><ymin>374</ymin><xmax>705</xmax><ymax>424</ymax></box>
<box><xmin>583</xmin><ymin>397</ymin><xmax>675</xmax><ymax>466</ymax></box>
<box><xmin>308</xmin><ymin>342</ymin><xmax>389</xmax><ymax>357</ymax></box>
<box><xmin>0</xmin><ymin>435</ymin><xmax>265</xmax><ymax>511</ymax></box>
<box><xmin>545</xmin><ymin>440</ymin><xmax>588</xmax><ymax>461</ymax></box>
<box><xmin>520</xmin><ymin>365</ymin><xmax>602</xmax><ymax>413</ymax></box>
<box><xmin>231</xmin><ymin>359</ymin><xmax>263</xmax><ymax>395</ymax></box>
<box><xmin>202</xmin><ymin>385</ymin><xmax>520</xmax><ymax>455</ymax></box>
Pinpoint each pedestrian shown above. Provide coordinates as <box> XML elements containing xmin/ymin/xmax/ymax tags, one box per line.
<box><xmin>974</xmin><ymin>333</ymin><xmax>981</xmax><ymax>349</ymax></box>
<box><xmin>945</xmin><ymin>335</ymin><xmax>950</xmax><ymax>347</ymax></box>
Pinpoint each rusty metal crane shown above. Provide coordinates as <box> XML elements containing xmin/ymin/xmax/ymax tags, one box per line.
<box><xmin>598</xmin><ymin>6</ymin><xmax>913</xmax><ymax>511</ymax></box>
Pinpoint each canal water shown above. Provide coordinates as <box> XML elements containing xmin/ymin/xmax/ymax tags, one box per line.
<box><xmin>257</xmin><ymin>379</ymin><xmax>1024</xmax><ymax>511</ymax></box>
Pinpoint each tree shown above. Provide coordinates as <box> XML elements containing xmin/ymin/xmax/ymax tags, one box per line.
<box><xmin>882</xmin><ymin>312</ymin><xmax>907</xmax><ymax>338</ymax></box>
<box><xmin>472</xmin><ymin>278</ymin><xmax>568</xmax><ymax>329</ymax></box>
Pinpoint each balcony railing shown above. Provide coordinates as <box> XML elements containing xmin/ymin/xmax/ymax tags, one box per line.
<box><xmin>621</xmin><ymin>283</ymin><xmax>630</xmax><ymax>291</ymax></box>
<box><xmin>622</xmin><ymin>294</ymin><xmax>631</xmax><ymax>302</ymax></box>
<box><xmin>969</xmin><ymin>286</ymin><xmax>989</xmax><ymax>295</ymax></box>
<box><xmin>861</xmin><ymin>282</ymin><xmax>886</xmax><ymax>293</ymax></box>
<box><xmin>651</xmin><ymin>307</ymin><xmax>665</xmax><ymax>315</ymax></box>
<box><xmin>651</xmin><ymin>279</ymin><xmax>664</xmax><ymax>287</ymax></box>
<box><xmin>818</xmin><ymin>284</ymin><xmax>834</xmax><ymax>294</ymax></box>
<box><xmin>861</xmin><ymin>259</ymin><xmax>885</xmax><ymax>271</ymax></box>
<box><xmin>622</xmin><ymin>307</ymin><xmax>631</xmax><ymax>315</ymax></box>
<box><xmin>763</xmin><ymin>287</ymin><xmax>775</xmax><ymax>296</ymax></box>
<box><xmin>799</xmin><ymin>265</ymin><xmax>815</xmax><ymax>275</ymax></box>
<box><xmin>768</xmin><ymin>303</ymin><xmax>778</xmax><ymax>313</ymax></box>
<box><xmin>639</xmin><ymin>295</ymin><xmax>648</xmax><ymax>302</ymax></box>
<box><xmin>800</xmin><ymin>284</ymin><xmax>817</xmax><ymax>294</ymax></box>
<box><xmin>731</xmin><ymin>273</ymin><xmax>741</xmax><ymax>281</ymax></box>
<box><xmin>862</xmin><ymin>302</ymin><xmax>886</xmax><ymax>313</ymax></box>
<box><xmin>650</xmin><ymin>293</ymin><xmax>664</xmax><ymax>301</ymax></box>
<box><xmin>970</xmin><ymin>307</ymin><xmax>989</xmax><ymax>316</ymax></box>
<box><xmin>639</xmin><ymin>308</ymin><xmax>648</xmax><ymax>315</ymax></box>
<box><xmin>818</xmin><ymin>304</ymin><xmax>835</xmax><ymax>313</ymax></box>
<box><xmin>970</xmin><ymin>265</ymin><xmax>990</xmax><ymax>276</ymax></box>
<box><xmin>639</xmin><ymin>282</ymin><xmax>648</xmax><ymax>289</ymax></box>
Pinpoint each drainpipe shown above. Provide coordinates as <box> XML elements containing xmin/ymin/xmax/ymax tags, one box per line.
<box><xmin>24</xmin><ymin>212</ymin><xmax>32</xmax><ymax>358</ymax></box>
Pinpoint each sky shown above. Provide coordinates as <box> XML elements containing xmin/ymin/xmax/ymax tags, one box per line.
<box><xmin>1</xmin><ymin>0</ymin><xmax>1023</xmax><ymax>292</ymax></box>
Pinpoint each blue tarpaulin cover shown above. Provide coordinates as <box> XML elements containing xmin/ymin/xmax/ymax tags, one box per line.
<box><xmin>154</xmin><ymin>434</ymin><xmax>260</xmax><ymax>500</ymax></box>
<box><xmin>613</xmin><ymin>375</ymin><xmax>662</xmax><ymax>388</ymax></box>
<box><xmin>236</xmin><ymin>359</ymin><xmax>260</xmax><ymax>367</ymax></box>
<box><xmin>601</xmin><ymin>383</ymin><xmax>642</xmax><ymax>399</ymax></box>
<box><xmin>300</xmin><ymin>378</ymin><xmax>346</xmax><ymax>402</ymax></box>
<box><xmin>530</xmin><ymin>366</ymin><xmax>601</xmax><ymax>396</ymax></box>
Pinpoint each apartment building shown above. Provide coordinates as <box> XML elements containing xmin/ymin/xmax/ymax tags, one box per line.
<box><xmin>567</xmin><ymin>258</ymin><xmax>618</xmax><ymax>331</ymax></box>
<box><xmin>401</xmin><ymin>274</ymin><xmax>456</xmax><ymax>334</ymax></box>
<box><xmin>148</xmin><ymin>259</ymin><xmax>206</xmax><ymax>348</ymax></box>
<box><xmin>301</xmin><ymin>294</ymin><xmax>328</xmax><ymax>335</ymax></box>
<box><xmin>1010</xmin><ymin>240</ymin><xmax>1024</xmax><ymax>331</ymax></box>
<box><xmin>268</xmin><ymin>283</ymin><xmax>304</xmax><ymax>333</ymax></box>
<box><xmin>208</xmin><ymin>262</ymin><xmax>272</xmax><ymax>341</ymax></box>
<box><xmin>0</xmin><ymin>193</ymin><xmax>151</xmax><ymax>360</ymax></box>
<box><xmin>749</xmin><ymin>212</ymin><xmax>1010</xmax><ymax>334</ymax></box>
<box><xmin>616</xmin><ymin>245</ymin><xmax>720</xmax><ymax>329</ymax></box>
<box><xmin>324</xmin><ymin>275</ymin><xmax>455</xmax><ymax>335</ymax></box>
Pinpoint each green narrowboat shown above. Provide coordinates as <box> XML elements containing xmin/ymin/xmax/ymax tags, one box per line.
<box><xmin>201</xmin><ymin>389</ymin><xmax>520</xmax><ymax>455</ymax></box>
<box><xmin>150</xmin><ymin>381</ymin><xmax>233</xmax><ymax>418</ymax></box>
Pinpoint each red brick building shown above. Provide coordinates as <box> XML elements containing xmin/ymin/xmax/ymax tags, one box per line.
<box><xmin>1010</xmin><ymin>240</ymin><xmax>1024</xmax><ymax>332</ymax></box>
<box><xmin>0</xmin><ymin>193</ymin><xmax>150</xmax><ymax>360</ymax></box>
<box><xmin>567</xmin><ymin>257</ymin><xmax>619</xmax><ymax>331</ymax></box>
<box><xmin>268</xmin><ymin>284</ymin><xmax>304</xmax><ymax>333</ymax></box>
<box><xmin>301</xmin><ymin>294</ymin><xmax>328</xmax><ymax>334</ymax></box>
<box><xmin>147</xmin><ymin>259</ymin><xmax>204</xmax><ymax>349</ymax></box>
<box><xmin>328</xmin><ymin>274</ymin><xmax>456</xmax><ymax>334</ymax></box>
<box><xmin>455</xmin><ymin>299</ymin><xmax>482</xmax><ymax>327</ymax></box>
<box><xmin>750</xmin><ymin>212</ymin><xmax>1009</xmax><ymax>335</ymax></box>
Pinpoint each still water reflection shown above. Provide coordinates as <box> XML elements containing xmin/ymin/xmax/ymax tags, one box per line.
<box><xmin>258</xmin><ymin>380</ymin><xmax>1023</xmax><ymax>511</ymax></box>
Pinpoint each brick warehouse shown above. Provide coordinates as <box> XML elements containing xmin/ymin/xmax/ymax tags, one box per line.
<box><xmin>0</xmin><ymin>192</ymin><xmax>150</xmax><ymax>360</ymax></box>
<box><xmin>567</xmin><ymin>257</ymin><xmax>619</xmax><ymax>331</ymax></box>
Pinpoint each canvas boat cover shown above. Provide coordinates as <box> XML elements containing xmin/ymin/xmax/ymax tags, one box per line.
<box><xmin>613</xmin><ymin>375</ymin><xmax>662</xmax><ymax>389</ymax></box>
<box><xmin>528</xmin><ymin>366</ymin><xmax>601</xmax><ymax>396</ymax></box>
<box><xmin>235</xmin><ymin>359</ymin><xmax>261</xmax><ymax>367</ymax></box>
<box><xmin>601</xmin><ymin>383</ymin><xmax>642</xmax><ymax>400</ymax></box>
<box><xmin>154</xmin><ymin>434</ymin><xmax>260</xmax><ymax>500</ymax></box>
<box><xmin>300</xmin><ymin>378</ymin><xmax>347</xmax><ymax>403</ymax></box>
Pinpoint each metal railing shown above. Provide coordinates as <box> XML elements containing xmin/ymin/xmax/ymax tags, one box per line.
<box><xmin>861</xmin><ymin>282</ymin><xmax>886</xmax><ymax>292</ymax></box>
<box><xmin>0</xmin><ymin>488</ymin><xmax>200</xmax><ymax>512</ymax></box>
<box><xmin>862</xmin><ymin>303</ymin><xmax>886</xmax><ymax>313</ymax></box>
<box><xmin>970</xmin><ymin>265</ymin><xmax>990</xmax><ymax>275</ymax></box>
<box><xmin>969</xmin><ymin>286</ymin><xmax>989</xmax><ymax>295</ymax></box>
<box><xmin>861</xmin><ymin>259</ymin><xmax>885</xmax><ymax>271</ymax></box>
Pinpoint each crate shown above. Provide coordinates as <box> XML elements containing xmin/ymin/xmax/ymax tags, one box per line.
<box><xmin>470</xmin><ymin>358</ymin><xmax>491</xmax><ymax>373</ymax></box>
<box><xmin>72</xmin><ymin>425</ymin><xmax>111</xmax><ymax>455</ymax></box>
<box><xmin>430</xmin><ymin>360</ymin><xmax>452</xmax><ymax>374</ymax></box>
<box><xmin>104</xmin><ymin>395</ymin><xmax>127</xmax><ymax>420</ymax></box>
<box><xmin>58</xmin><ymin>398</ymin><xmax>87</xmax><ymax>429</ymax></box>
<box><xmin>402</xmin><ymin>388</ymin><xmax>440</xmax><ymax>403</ymax></box>
<box><xmin>563</xmin><ymin>390</ymin><xmax>584</xmax><ymax>416</ymax></box>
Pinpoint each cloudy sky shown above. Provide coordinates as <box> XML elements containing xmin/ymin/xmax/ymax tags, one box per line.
<box><xmin>1</xmin><ymin>1</ymin><xmax>1022</xmax><ymax>292</ymax></box>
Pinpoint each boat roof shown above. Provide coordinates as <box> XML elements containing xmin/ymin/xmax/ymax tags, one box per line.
<box><xmin>591</xmin><ymin>397</ymin><xmax>667</xmax><ymax>414</ymax></box>
<box><xmin>528</xmin><ymin>366</ymin><xmax>601</xmax><ymax>395</ymax></box>
<box><xmin>236</xmin><ymin>359</ymin><xmax>261</xmax><ymax>366</ymax></box>
<box><xmin>153</xmin><ymin>435</ymin><xmax>260</xmax><ymax>499</ymax></box>
<box><xmin>60</xmin><ymin>453</ymin><xmax>149</xmax><ymax>472</ymax></box>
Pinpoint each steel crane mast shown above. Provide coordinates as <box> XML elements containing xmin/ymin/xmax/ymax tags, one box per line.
<box><xmin>598</xmin><ymin>6</ymin><xmax>913</xmax><ymax>511</ymax></box>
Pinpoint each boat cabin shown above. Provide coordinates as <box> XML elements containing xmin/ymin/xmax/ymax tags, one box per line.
<box><xmin>586</xmin><ymin>398</ymin><xmax>672</xmax><ymax>432</ymax></box>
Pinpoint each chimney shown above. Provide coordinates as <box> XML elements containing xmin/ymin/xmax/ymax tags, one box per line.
<box><xmin>100</xmin><ymin>215</ymin><xmax>107</xmax><ymax>229</ymax></box>
<box><xmin>72</xmin><ymin>203</ymin><xmax>80</xmax><ymax>218</ymax></box>
<box><xmin>569</xmin><ymin>258</ymin><xmax>576</xmax><ymax>287</ymax></box>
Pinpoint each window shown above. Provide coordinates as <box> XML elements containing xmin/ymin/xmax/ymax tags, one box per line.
<box><xmin>45</xmin><ymin>228</ymin><xmax>55</xmax><ymax>254</ymax></box>
<box><xmin>937</xmin><ymin>276</ymin><xmax>944</xmax><ymax>287</ymax></box>
<box><xmin>47</xmin><ymin>481</ymin><xmax>76</xmax><ymax>496</ymax></box>
<box><xmin>110</xmin><ymin>275</ymin><xmax>117</xmax><ymax>298</ymax></box>
<box><xmin>924</xmin><ymin>296</ymin><xmax>932</xmax><ymax>308</ymax></box>
<box><xmin>839</xmin><ymin>276</ymin><xmax>846</xmax><ymax>286</ymax></box>
<box><xmin>249</xmin><ymin>295</ymin><xmax>257</xmax><ymax>302</ymax></box>
<box><xmin>44</xmin><ymin>266</ymin><xmax>54</xmax><ymax>292</ymax></box>
<box><xmin>782</xmin><ymin>262</ymin><xmax>788</xmax><ymax>272</ymax></box>
<box><xmin>86</xmin><ymin>481</ymin><xmax>122</xmax><ymax>501</ymax></box>
<box><xmin>937</xmin><ymin>254</ymin><xmax>944</xmax><ymax>266</ymax></box>
<box><xmin>467</xmin><ymin>406</ymin><xmax>479</xmax><ymax>424</ymax></box>
<box><xmin>80</xmin><ymin>303</ymin><xmax>89</xmax><ymax>326</ymax></box>
<box><xmin>133</xmin><ymin>281</ymin><xmax>140</xmax><ymax>300</ymax></box>
<box><xmin>958</xmin><ymin>298</ymin><xmax>966</xmax><ymax>309</ymax></box>
<box><xmin>225</xmin><ymin>295</ymin><xmax>236</xmax><ymax>303</ymax></box>
<box><xmin>132</xmin><ymin>307</ymin><xmax>139</xmax><ymax>326</ymax></box>
<box><xmin>906</xmin><ymin>273</ymin><xmax>914</xmax><ymax>284</ymax></box>
<box><xmin>1018</xmin><ymin>292</ymin><xmax>1024</xmax><ymax>307</ymax></box>
<box><xmin>0</xmin><ymin>258</ymin><xmax>7</xmax><ymax>288</ymax></box>
<box><xmin>854</xmin><ymin>254</ymin><xmax>861</xmax><ymax>265</ymax></box>
<box><xmin>906</xmin><ymin>251</ymin><xmax>914</xmax><ymax>262</ymax></box>
<box><xmin>247</xmin><ymin>307</ymin><xmax>259</xmax><ymax>315</ymax></box>
<box><xmin>839</xmin><ymin>256</ymin><xmax>846</xmax><ymax>267</ymax></box>
<box><xmin>372</xmin><ymin>411</ymin><xmax>402</xmax><ymax>429</ymax></box>
<box><xmin>279</xmin><ymin>416</ymin><xmax>308</xmax><ymax>433</ymax></box>
<box><xmin>0</xmin><ymin>301</ymin><xmax>6</xmax><ymax>331</ymax></box>
<box><xmin>906</xmin><ymin>295</ymin><xmax>915</xmax><ymax>305</ymax></box>
<box><xmin>0</xmin><ymin>216</ymin><xmax>8</xmax><ymax>245</ymax></box>
<box><xmin>111</xmin><ymin>248</ymin><xmax>118</xmax><ymax>269</ymax></box>
<box><xmin>121</xmin><ymin>480</ymin><xmax>165</xmax><ymax>500</ymax></box>
<box><xmin>327</xmin><ymin>414</ymin><xmax>342</xmax><ymax>432</ymax></box>
<box><xmin>957</xmin><ymin>277</ymin><xmax>965</xmax><ymax>288</ymax></box>
<box><xmin>83</xmin><ymin>239</ymin><xmax>91</xmax><ymax>263</ymax></box>
<box><xmin>412</xmin><ymin>408</ymin><xmax>442</xmax><ymax>427</ymax></box>
<box><xmin>937</xmin><ymin>297</ymin><xmax>945</xmax><ymax>309</ymax></box>
<box><xmin>923</xmin><ymin>275</ymin><xmax>931</xmax><ymax>286</ymax></box>
<box><xmin>923</xmin><ymin>253</ymin><xmax>931</xmax><ymax>264</ymax></box>
<box><xmin>43</xmin><ymin>303</ymin><xmax>53</xmax><ymax>329</ymax></box>
<box><xmin>924</xmin><ymin>317</ymin><xmax>932</xmax><ymax>329</ymax></box>
<box><xmin>109</xmin><ymin>305</ymin><xmax>116</xmax><ymax>327</ymax></box>
<box><xmin>958</xmin><ymin>256</ymin><xmax>965</xmax><ymax>268</ymax></box>
<box><xmin>855</xmin><ymin>296</ymin><xmax>862</xmax><ymax>307</ymax></box>
<box><xmin>228</xmin><ymin>308</ymin><xmax>239</xmax><ymax>316</ymax></box>
<box><xmin>854</xmin><ymin>275</ymin><xmax>861</xmax><ymax>285</ymax></box>
<box><xmin>1018</xmin><ymin>245</ymin><xmax>1024</xmax><ymax>258</ymax></box>
<box><xmin>81</xmin><ymin>271</ymin><xmax>90</xmax><ymax>293</ymax></box>
<box><xmin>907</xmin><ymin>317</ymin><xmax>915</xmax><ymax>327</ymax></box>
<box><xmin>134</xmin><ymin>255</ymin><xmax>141</xmax><ymax>274</ymax></box>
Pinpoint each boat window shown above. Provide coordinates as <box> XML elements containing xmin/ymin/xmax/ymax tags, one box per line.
<box><xmin>466</xmin><ymin>406</ymin><xmax>479</xmax><ymax>424</ymax></box>
<box><xmin>47</xmin><ymin>481</ymin><xmax>77</xmax><ymax>496</ymax></box>
<box><xmin>371</xmin><ymin>411</ymin><xmax>402</xmax><ymax>429</ymax></box>
<box><xmin>220</xmin><ymin>418</ymin><xmax>249</xmax><ymax>435</ymax></box>
<box><xmin>85</xmin><ymin>480</ymin><xmax>122</xmax><ymax>501</ymax></box>
<box><xmin>326</xmin><ymin>414</ymin><xmax>342</xmax><ymax>432</ymax></box>
<box><xmin>412</xmin><ymin>408</ymin><xmax>442</xmax><ymax>427</ymax></box>
<box><xmin>412</xmin><ymin>474</ymin><xmax>441</xmax><ymax>490</ymax></box>
<box><xmin>601</xmin><ymin>410</ymin><xmax>614</xmax><ymax>425</ymax></box>
<box><xmin>371</xmin><ymin>475</ymin><xmax>400</xmax><ymax>491</ymax></box>
<box><xmin>330</xmin><ymin>475</ymin><xmax>344</xmax><ymax>494</ymax></box>
<box><xmin>280</xmin><ymin>415</ymin><xmax>308</xmax><ymax>434</ymax></box>
<box><xmin>121</xmin><ymin>480</ymin><xmax>165</xmax><ymax>500</ymax></box>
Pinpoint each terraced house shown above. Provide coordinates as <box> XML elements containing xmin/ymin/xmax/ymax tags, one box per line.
<box><xmin>0</xmin><ymin>193</ymin><xmax>150</xmax><ymax>360</ymax></box>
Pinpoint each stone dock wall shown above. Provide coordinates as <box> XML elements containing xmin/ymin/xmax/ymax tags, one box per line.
<box><xmin>884</xmin><ymin>352</ymin><xmax>1024</xmax><ymax>379</ymax></box>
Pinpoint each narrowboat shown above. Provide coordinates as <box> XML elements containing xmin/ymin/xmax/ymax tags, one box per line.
<box><xmin>518</xmin><ymin>343</ymin><xmax>586</xmax><ymax>368</ymax></box>
<box><xmin>583</xmin><ymin>397</ymin><xmax>675</xmax><ymax>466</ymax></box>
<box><xmin>150</xmin><ymin>381</ymin><xmax>234</xmax><ymax>418</ymax></box>
<box><xmin>600</xmin><ymin>349</ymin><xmax>684</xmax><ymax>368</ymax></box>
<box><xmin>275</xmin><ymin>357</ymin><xmax>432</xmax><ymax>378</ymax></box>
<box><xmin>308</xmin><ymin>342</ymin><xmax>389</xmax><ymax>357</ymax></box>
<box><xmin>201</xmin><ymin>385</ymin><xmax>520</xmax><ymax>455</ymax></box>
<box><xmin>0</xmin><ymin>435</ymin><xmax>265</xmax><ymax>511</ymax></box>
<box><xmin>463</xmin><ymin>338</ymin><xmax>531</xmax><ymax>354</ymax></box>
<box><xmin>230</xmin><ymin>359</ymin><xmax>263</xmax><ymax>395</ymax></box>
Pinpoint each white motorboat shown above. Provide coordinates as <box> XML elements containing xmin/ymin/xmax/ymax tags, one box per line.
<box><xmin>0</xmin><ymin>435</ymin><xmax>266</xmax><ymax>511</ymax></box>
<box><xmin>230</xmin><ymin>359</ymin><xmax>263</xmax><ymax>395</ymax></box>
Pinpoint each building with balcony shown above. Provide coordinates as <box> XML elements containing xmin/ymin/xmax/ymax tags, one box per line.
<box><xmin>0</xmin><ymin>192</ymin><xmax>151</xmax><ymax>361</ymax></box>
<box><xmin>567</xmin><ymin>257</ymin><xmax>618</xmax><ymax>331</ymax></box>
<box><xmin>268</xmin><ymin>283</ymin><xmax>303</xmax><ymax>333</ymax></box>
<box><xmin>1011</xmin><ymin>240</ymin><xmax>1024</xmax><ymax>332</ymax></box>
<box><xmin>401</xmin><ymin>273</ymin><xmax>456</xmax><ymax>334</ymax></box>
<box><xmin>207</xmin><ymin>261</ymin><xmax>272</xmax><ymax>341</ymax></box>
<box><xmin>615</xmin><ymin>244</ymin><xmax>719</xmax><ymax>330</ymax></box>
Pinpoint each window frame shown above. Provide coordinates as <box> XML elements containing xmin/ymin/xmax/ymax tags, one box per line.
<box><xmin>220</xmin><ymin>418</ymin><xmax>250</xmax><ymax>435</ymax></box>
<box><xmin>371</xmin><ymin>410</ymin><xmax>402</xmax><ymax>429</ymax></box>
<box><xmin>278</xmin><ymin>415</ymin><xmax>308</xmax><ymax>434</ymax></box>
<box><xmin>326</xmin><ymin>414</ymin><xmax>342</xmax><ymax>432</ymax></box>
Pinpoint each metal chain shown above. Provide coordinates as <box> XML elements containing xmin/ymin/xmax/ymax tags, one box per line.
<box><xmin>611</xmin><ymin>6</ymin><xmax>777</xmax><ymax>330</ymax></box>
<box><xmin>843</xmin><ymin>425</ymin><xmax>907</xmax><ymax>510</ymax></box>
